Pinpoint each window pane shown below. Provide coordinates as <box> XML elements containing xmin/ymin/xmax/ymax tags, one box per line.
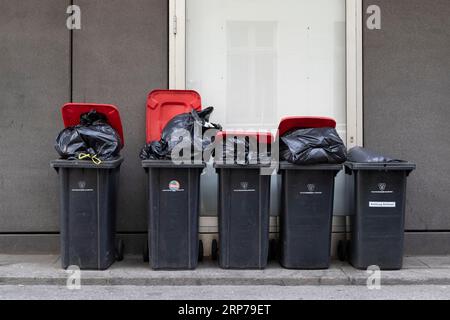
<box><xmin>186</xmin><ymin>0</ymin><xmax>348</xmax><ymax>216</ymax></box>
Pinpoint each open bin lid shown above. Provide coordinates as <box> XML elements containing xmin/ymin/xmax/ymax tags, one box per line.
<box><xmin>146</xmin><ymin>90</ymin><xmax>202</xmax><ymax>143</ymax></box>
<box><xmin>61</xmin><ymin>103</ymin><xmax>125</xmax><ymax>147</ymax></box>
<box><xmin>278</xmin><ymin>116</ymin><xmax>337</xmax><ymax>137</ymax></box>
<box><xmin>216</xmin><ymin>131</ymin><xmax>274</xmax><ymax>144</ymax></box>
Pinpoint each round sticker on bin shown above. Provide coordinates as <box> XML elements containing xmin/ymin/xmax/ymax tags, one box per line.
<box><xmin>167</xmin><ymin>180</ymin><xmax>183</xmax><ymax>192</ymax></box>
<box><xmin>169</xmin><ymin>180</ymin><xmax>180</xmax><ymax>191</ymax></box>
<box><xmin>163</xmin><ymin>180</ymin><xmax>184</xmax><ymax>192</ymax></box>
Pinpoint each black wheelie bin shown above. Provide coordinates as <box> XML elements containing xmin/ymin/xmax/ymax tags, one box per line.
<box><xmin>51</xmin><ymin>103</ymin><xmax>124</xmax><ymax>270</ymax></box>
<box><xmin>142</xmin><ymin>90</ymin><xmax>206</xmax><ymax>270</ymax></box>
<box><xmin>278</xmin><ymin>117</ymin><xmax>344</xmax><ymax>269</ymax></box>
<box><xmin>341</xmin><ymin>147</ymin><xmax>416</xmax><ymax>270</ymax></box>
<box><xmin>214</xmin><ymin>131</ymin><xmax>274</xmax><ymax>269</ymax></box>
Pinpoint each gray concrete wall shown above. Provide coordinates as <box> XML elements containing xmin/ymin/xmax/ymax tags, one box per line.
<box><xmin>1</xmin><ymin>0</ymin><xmax>450</xmax><ymax>255</ymax></box>
<box><xmin>0</xmin><ymin>0</ymin><xmax>70</xmax><ymax>233</ymax></box>
<box><xmin>0</xmin><ymin>0</ymin><xmax>168</xmax><ymax>241</ymax></box>
<box><xmin>363</xmin><ymin>0</ymin><xmax>450</xmax><ymax>244</ymax></box>
<box><xmin>72</xmin><ymin>0</ymin><xmax>168</xmax><ymax>232</ymax></box>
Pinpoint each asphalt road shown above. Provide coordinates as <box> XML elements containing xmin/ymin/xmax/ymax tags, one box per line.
<box><xmin>1</xmin><ymin>285</ymin><xmax>449</xmax><ymax>300</ymax></box>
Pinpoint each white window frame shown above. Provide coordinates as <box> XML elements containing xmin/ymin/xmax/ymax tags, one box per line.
<box><xmin>169</xmin><ymin>0</ymin><xmax>363</xmax><ymax>148</ymax></box>
<box><xmin>346</xmin><ymin>0</ymin><xmax>364</xmax><ymax>147</ymax></box>
<box><xmin>169</xmin><ymin>0</ymin><xmax>186</xmax><ymax>90</ymax></box>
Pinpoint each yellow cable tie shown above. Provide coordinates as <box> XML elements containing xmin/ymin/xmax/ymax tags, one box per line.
<box><xmin>78</xmin><ymin>153</ymin><xmax>102</xmax><ymax>165</ymax></box>
<box><xmin>78</xmin><ymin>153</ymin><xmax>91</xmax><ymax>161</ymax></box>
<box><xmin>91</xmin><ymin>155</ymin><xmax>102</xmax><ymax>165</ymax></box>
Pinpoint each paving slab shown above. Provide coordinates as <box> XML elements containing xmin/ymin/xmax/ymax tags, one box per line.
<box><xmin>417</xmin><ymin>256</ymin><xmax>450</xmax><ymax>269</ymax></box>
<box><xmin>0</xmin><ymin>255</ymin><xmax>450</xmax><ymax>286</ymax></box>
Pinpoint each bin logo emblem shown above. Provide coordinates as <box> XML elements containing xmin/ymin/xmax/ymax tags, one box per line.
<box><xmin>71</xmin><ymin>180</ymin><xmax>94</xmax><ymax>193</ymax></box>
<box><xmin>169</xmin><ymin>180</ymin><xmax>181</xmax><ymax>192</ymax></box>
<box><xmin>371</xmin><ymin>182</ymin><xmax>392</xmax><ymax>194</ymax></box>
<box><xmin>233</xmin><ymin>182</ymin><xmax>255</xmax><ymax>192</ymax></box>
<box><xmin>300</xmin><ymin>184</ymin><xmax>322</xmax><ymax>195</ymax></box>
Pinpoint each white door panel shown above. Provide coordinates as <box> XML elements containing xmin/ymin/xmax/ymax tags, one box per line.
<box><xmin>183</xmin><ymin>0</ymin><xmax>349</xmax><ymax>216</ymax></box>
<box><xmin>186</xmin><ymin>0</ymin><xmax>346</xmax><ymax>130</ymax></box>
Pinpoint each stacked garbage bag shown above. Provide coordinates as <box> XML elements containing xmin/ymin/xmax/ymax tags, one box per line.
<box><xmin>219</xmin><ymin>134</ymin><xmax>272</xmax><ymax>165</ymax></box>
<box><xmin>55</xmin><ymin>110</ymin><xmax>122</xmax><ymax>162</ymax></box>
<box><xmin>280</xmin><ymin>127</ymin><xmax>347</xmax><ymax>165</ymax></box>
<box><xmin>140</xmin><ymin>107</ymin><xmax>222</xmax><ymax>161</ymax></box>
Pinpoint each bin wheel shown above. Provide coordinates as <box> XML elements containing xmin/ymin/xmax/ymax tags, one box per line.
<box><xmin>269</xmin><ymin>239</ymin><xmax>277</xmax><ymax>261</ymax></box>
<box><xmin>115</xmin><ymin>239</ymin><xmax>124</xmax><ymax>262</ymax></box>
<box><xmin>337</xmin><ymin>240</ymin><xmax>350</xmax><ymax>262</ymax></box>
<box><xmin>211</xmin><ymin>239</ymin><xmax>219</xmax><ymax>261</ymax></box>
<box><xmin>198</xmin><ymin>240</ymin><xmax>204</xmax><ymax>262</ymax></box>
<box><xmin>143</xmin><ymin>239</ymin><xmax>149</xmax><ymax>263</ymax></box>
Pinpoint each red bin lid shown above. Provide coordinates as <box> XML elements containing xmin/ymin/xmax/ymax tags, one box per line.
<box><xmin>278</xmin><ymin>116</ymin><xmax>336</xmax><ymax>136</ymax></box>
<box><xmin>216</xmin><ymin>131</ymin><xmax>274</xmax><ymax>145</ymax></box>
<box><xmin>61</xmin><ymin>103</ymin><xmax>124</xmax><ymax>147</ymax></box>
<box><xmin>146</xmin><ymin>90</ymin><xmax>202</xmax><ymax>143</ymax></box>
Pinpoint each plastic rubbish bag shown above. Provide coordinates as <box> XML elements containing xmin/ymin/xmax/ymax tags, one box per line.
<box><xmin>280</xmin><ymin>127</ymin><xmax>347</xmax><ymax>165</ymax></box>
<box><xmin>347</xmin><ymin>147</ymin><xmax>402</xmax><ymax>163</ymax></box>
<box><xmin>140</xmin><ymin>107</ymin><xmax>222</xmax><ymax>161</ymax></box>
<box><xmin>219</xmin><ymin>136</ymin><xmax>271</xmax><ymax>165</ymax></box>
<box><xmin>55</xmin><ymin>110</ymin><xmax>122</xmax><ymax>162</ymax></box>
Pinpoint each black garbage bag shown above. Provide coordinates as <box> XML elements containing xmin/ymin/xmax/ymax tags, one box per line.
<box><xmin>220</xmin><ymin>136</ymin><xmax>271</xmax><ymax>165</ymax></box>
<box><xmin>347</xmin><ymin>147</ymin><xmax>402</xmax><ymax>163</ymax></box>
<box><xmin>140</xmin><ymin>140</ymin><xmax>169</xmax><ymax>160</ymax></box>
<box><xmin>140</xmin><ymin>107</ymin><xmax>222</xmax><ymax>161</ymax></box>
<box><xmin>55</xmin><ymin>110</ymin><xmax>122</xmax><ymax>162</ymax></box>
<box><xmin>280</xmin><ymin>127</ymin><xmax>347</xmax><ymax>165</ymax></box>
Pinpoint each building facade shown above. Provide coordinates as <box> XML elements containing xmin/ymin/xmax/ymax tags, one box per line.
<box><xmin>0</xmin><ymin>0</ymin><xmax>449</xmax><ymax>255</ymax></box>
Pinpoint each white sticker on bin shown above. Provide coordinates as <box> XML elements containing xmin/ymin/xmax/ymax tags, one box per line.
<box><xmin>369</xmin><ymin>202</ymin><xmax>396</xmax><ymax>208</ymax></box>
<box><xmin>233</xmin><ymin>182</ymin><xmax>256</xmax><ymax>192</ymax></box>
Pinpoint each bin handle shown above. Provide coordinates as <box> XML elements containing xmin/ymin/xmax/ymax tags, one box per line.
<box><xmin>78</xmin><ymin>153</ymin><xmax>102</xmax><ymax>165</ymax></box>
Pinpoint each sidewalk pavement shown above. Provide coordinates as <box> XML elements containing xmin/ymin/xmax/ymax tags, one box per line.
<box><xmin>1</xmin><ymin>255</ymin><xmax>450</xmax><ymax>286</ymax></box>
<box><xmin>2</xmin><ymin>285</ymin><xmax>450</xmax><ymax>300</ymax></box>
